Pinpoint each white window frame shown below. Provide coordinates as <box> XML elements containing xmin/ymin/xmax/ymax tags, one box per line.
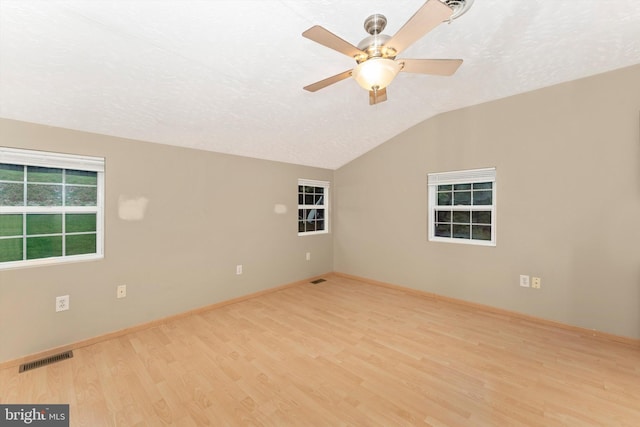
<box><xmin>0</xmin><ymin>147</ymin><xmax>105</xmax><ymax>270</ymax></box>
<box><xmin>428</xmin><ymin>167</ymin><xmax>496</xmax><ymax>246</ymax></box>
<box><xmin>298</xmin><ymin>179</ymin><xmax>329</xmax><ymax>236</ymax></box>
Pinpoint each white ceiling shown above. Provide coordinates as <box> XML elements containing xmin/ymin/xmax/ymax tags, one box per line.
<box><xmin>1</xmin><ymin>1</ymin><xmax>639</xmax><ymax>170</ymax></box>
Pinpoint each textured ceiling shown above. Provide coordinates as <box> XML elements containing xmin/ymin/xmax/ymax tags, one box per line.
<box><xmin>1</xmin><ymin>1</ymin><xmax>639</xmax><ymax>170</ymax></box>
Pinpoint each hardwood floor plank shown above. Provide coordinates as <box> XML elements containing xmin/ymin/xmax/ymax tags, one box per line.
<box><xmin>1</xmin><ymin>275</ymin><xmax>639</xmax><ymax>426</ymax></box>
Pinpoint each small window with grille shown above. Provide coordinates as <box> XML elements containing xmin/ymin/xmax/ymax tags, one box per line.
<box><xmin>298</xmin><ymin>179</ymin><xmax>329</xmax><ymax>236</ymax></box>
<box><xmin>428</xmin><ymin>168</ymin><xmax>496</xmax><ymax>246</ymax></box>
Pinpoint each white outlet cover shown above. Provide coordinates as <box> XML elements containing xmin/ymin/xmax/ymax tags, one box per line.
<box><xmin>56</xmin><ymin>295</ymin><xmax>69</xmax><ymax>312</ymax></box>
<box><xmin>520</xmin><ymin>275</ymin><xmax>530</xmax><ymax>287</ymax></box>
<box><xmin>117</xmin><ymin>285</ymin><xmax>127</xmax><ymax>298</ymax></box>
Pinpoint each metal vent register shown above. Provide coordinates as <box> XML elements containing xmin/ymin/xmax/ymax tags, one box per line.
<box><xmin>19</xmin><ymin>351</ymin><xmax>73</xmax><ymax>373</ymax></box>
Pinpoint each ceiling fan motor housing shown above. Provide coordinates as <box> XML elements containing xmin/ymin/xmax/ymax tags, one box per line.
<box><xmin>357</xmin><ymin>33</ymin><xmax>394</xmax><ymax>61</ymax></box>
<box><xmin>356</xmin><ymin>14</ymin><xmax>396</xmax><ymax>61</ymax></box>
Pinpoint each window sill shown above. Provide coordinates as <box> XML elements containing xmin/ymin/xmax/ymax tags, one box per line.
<box><xmin>0</xmin><ymin>254</ymin><xmax>104</xmax><ymax>271</ymax></box>
<box><xmin>428</xmin><ymin>237</ymin><xmax>496</xmax><ymax>247</ymax></box>
<box><xmin>298</xmin><ymin>230</ymin><xmax>330</xmax><ymax>237</ymax></box>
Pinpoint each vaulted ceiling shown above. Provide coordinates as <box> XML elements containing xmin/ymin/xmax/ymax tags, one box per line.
<box><xmin>1</xmin><ymin>1</ymin><xmax>639</xmax><ymax>169</ymax></box>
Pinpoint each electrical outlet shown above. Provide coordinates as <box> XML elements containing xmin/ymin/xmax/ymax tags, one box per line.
<box><xmin>532</xmin><ymin>277</ymin><xmax>541</xmax><ymax>289</ymax></box>
<box><xmin>117</xmin><ymin>284</ymin><xmax>127</xmax><ymax>298</ymax></box>
<box><xmin>56</xmin><ymin>295</ymin><xmax>69</xmax><ymax>312</ymax></box>
<box><xmin>519</xmin><ymin>275</ymin><xmax>530</xmax><ymax>288</ymax></box>
<box><xmin>236</xmin><ymin>264</ymin><xmax>243</xmax><ymax>275</ymax></box>
<box><xmin>306</xmin><ymin>252</ymin><xmax>311</xmax><ymax>261</ymax></box>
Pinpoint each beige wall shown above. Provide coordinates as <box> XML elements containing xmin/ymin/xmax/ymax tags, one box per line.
<box><xmin>0</xmin><ymin>119</ymin><xmax>333</xmax><ymax>363</ymax></box>
<box><xmin>334</xmin><ymin>64</ymin><xmax>640</xmax><ymax>339</ymax></box>
<box><xmin>1</xmin><ymin>65</ymin><xmax>638</xmax><ymax>364</ymax></box>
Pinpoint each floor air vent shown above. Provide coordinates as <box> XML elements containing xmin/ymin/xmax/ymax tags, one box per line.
<box><xmin>310</xmin><ymin>278</ymin><xmax>326</xmax><ymax>284</ymax></box>
<box><xmin>19</xmin><ymin>350</ymin><xmax>73</xmax><ymax>373</ymax></box>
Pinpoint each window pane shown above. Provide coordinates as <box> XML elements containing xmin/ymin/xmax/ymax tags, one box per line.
<box><xmin>305</xmin><ymin>219</ymin><xmax>316</xmax><ymax>232</ymax></box>
<box><xmin>65</xmin><ymin>186</ymin><xmax>97</xmax><ymax>206</ymax></box>
<box><xmin>473</xmin><ymin>190</ymin><xmax>492</xmax><ymax>205</ymax></box>
<box><xmin>473</xmin><ymin>182</ymin><xmax>492</xmax><ymax>190</ymax></box>
<box><xmin>453</xmin><ymin>184</ymin><xmax>471</xmax><ymax>190</ymax></box>
<box><xmin>313</xmin><ymin>194</ymin><xmax>324</xmax><ymax>205</ymax></box>
<box><xmin>66</xmin><ymin>170</ymin><xmax>97</xmax><ymax>185</ymax></box>
<box><xmin>0</xmin><ymin>214</ymin><xmax>23</xmax><ymax>236</ymax></box>
<box><xmin>453</xmin><ymin>191</ymin><xmax>471</xmax><ymax>205</ymax></box>
<box><xmin>298</xmin><ymin>194</ymin><xmax>303</xmax><ymax>204</ymax></box>
<box><xmin>314</xmin><ymin>209</ymin><xmax>324</xmax><ymax>220</ymax></box>
<box><xmin>472</xmin><ymin>225</ymin><xmax>492</xmax><ymax>241</ymax></box>
<box><xmin>453</xmin><ymin>224</ymin><xmax>471</xmax><ymax>239</ymax></box>
<box><xmin>472</xmin><ymin>211</ymin><xmax>492</xmax><ymax>225</ymax></box>
<box><xmin>435</xmin><ymin>224</ymin><xmax>451</xmax><ymax>237</ymax></box>
<box><xmin>298</xmin><ymin>220</ymin><xmax>305</xmax><ymax>233</ymax></box>
<box><xmin>306</xmin><ymin>209</ymin><xmax>320</xmax><ymax>222</ymax></box>
<box><xmin>26</xmin><ymin>214</ymin><xmax>63</xmax><ymax>235</ymax></box>
<box><xmin>0</xmin><ymin>238</ymin><xmax>23</xmax><ymax>262</ymax></box>
<box><xmin>27</xmin><ymin>184</ymin><xmax>63</xmax><ymax>206</ymax></box>
<box><xmin>304</xmin><ymin>186</ymin><xmax>314</xmax><ymax>193</ymax></box>
<box><xmin>305</xmin><ymin>195</ymin><xmax>314</xmax><ymax>205</ymax></box>
<box><xmin>66</xmin><ymin>234</ymin><xmax>96</xmax><ymax>256</ymax></box>
<box><xmin>315</xmin><ymin>187</ymin><xmax>324</xmax><ymax>195</ymax></box>
<box><xmin>0</xmin><ymin>164</ymin><xmax>24</xmax><ymax>181</ymax></box>
<box><xmin>300</xmin><ymin>209</ymin><xmax>309</xmax><ymax>227</ymax></box>
<box><xmin>315</xmin><ymin>220</ymin><xmax>325</xmax><ymax>231</ymax></box>
<box><xmin>436</xmin><ymin>210</ymin><xmax>451</xmax><ymax>222</ymax></box>
<box><xmin>452</xmin><ymin>211</ymin><xmax>471</xmax><ymax>223</ymax></box>
<box><xmin>27</xmin><ymin>236</ymin><xmax>62</xmax><ymax>259</ymax></box>
<box><xmin>437</xmin><ymin>184</ymin><xmax>452</xmax><ymax>191</ymax></box>
<box><xmin>66</xmin><ymin>213</ymin><xmax>96</xmax><ymax>233</ymax></box>
<box><xmin>27</xmin><ymin>166</ymin><xmax>62</xmax><ymax>183</ymax></box>
<box><xmin>437</xmin><ymin>192</ymin><xmax>452</xmax><ymax>206</ymax></box>
<box><xmin>0</xmin><ymin>182</ymin><xmax>24</xmax><ymax>206</ymax></box>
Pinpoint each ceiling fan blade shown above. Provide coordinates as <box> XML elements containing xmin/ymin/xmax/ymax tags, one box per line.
<box><xmin>400</xmin><ymin>58</ymin><xmax>463</xmax><ymax>76</ymax></box>
<box><xmin>302</xmin><ymin>25</ymin><xmax>365</xmax><ymax>59</ymax></box>
<box><xmin>369</xmin><ymin>87</ymin><xmax>388</xmax><ymax>105</ymax></box>
<box><xmin>303</xmin><ymin>70</ymin><xmax>353</xmax><ymax>92</ymax></box>
<box><xmin>385</xmin><ymin>0</ymin><xmax>453</xmax><ymax>56</ymax></box>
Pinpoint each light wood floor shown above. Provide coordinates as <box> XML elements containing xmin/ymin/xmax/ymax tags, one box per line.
<box><xmin>1</xmin><ymin>274</ymin><xmax>639</xmax><ymax>426</ymax></box>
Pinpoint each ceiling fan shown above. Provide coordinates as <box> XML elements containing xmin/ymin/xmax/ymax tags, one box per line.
<box><xmin>302</xmin><ymin>0</ymin><xmax>467</xmax><ymax>105</ymax></box>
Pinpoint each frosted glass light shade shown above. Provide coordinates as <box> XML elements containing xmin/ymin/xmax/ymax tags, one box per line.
<box><xmin>352</xmin><ymin>58</ymin><xmax>402</xmax><ymax>90</ymax></box>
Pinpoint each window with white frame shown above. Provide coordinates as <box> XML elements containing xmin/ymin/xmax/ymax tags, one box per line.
<box><xmin>298</xmin><ymin>179</ymin><xmax>329</xmax><ymax>235</ymax></box>
<box><xmin>428</xmin><ymin>168</ymin><xmax>496</xmax><ymax>246</ymax></box>
<box><xmin>0</xmin><ymin>147</ymin><xmax>105</xmax><ymax>269</ymax></box>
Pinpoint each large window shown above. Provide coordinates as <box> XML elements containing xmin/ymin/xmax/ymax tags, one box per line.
<box><xmin>298</xmin><ymin>179</ymin><xmax>329</xmax><ymax>235</ymax></box>
<box><xmin>428</xmin><ymin>168</ymin><xmax>496</xmax><ymax>246</ymax></box>
<box><xmin>0</xmin><ymin>147</ymin><xmax>104</xmax><ymax>269</ymax></box>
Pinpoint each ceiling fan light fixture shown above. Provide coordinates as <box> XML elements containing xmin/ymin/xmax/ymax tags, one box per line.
<box><xmin>352</xmin><ymin>58</ymin><xmax>402</xmax><ymax>91</ymax></box>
